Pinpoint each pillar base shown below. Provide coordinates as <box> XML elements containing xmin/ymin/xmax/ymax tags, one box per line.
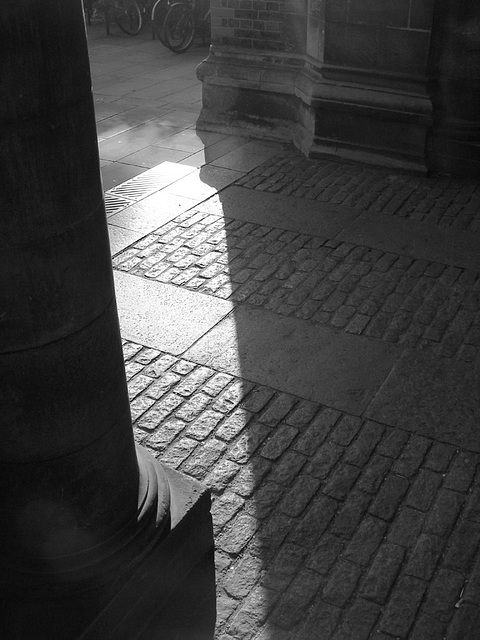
<box><xmin>78</xmin><ymin>463</ymin><xmax>216</xmax><ymax>640</ymax></box>
<box><xmin>0</xmin><ymin>454</ymin><xmax>215</xmax><ymax>640</ymax></box>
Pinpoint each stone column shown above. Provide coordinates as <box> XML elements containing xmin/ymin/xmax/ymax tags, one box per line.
<box><xmin>0</xmin><ymin>2</ymin><xmax>215</xmax><ymax>638</ymax></box>
<box><xmin>312</xmin><ymin>0</ymin><xmax>434</xmax><ymax>173</ymax></box>
<box><xmin>427</xmin><ymin>0</ymin><xmax>480</xmax><ymax>175</ymax></box>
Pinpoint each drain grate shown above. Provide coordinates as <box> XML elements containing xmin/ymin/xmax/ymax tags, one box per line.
<box><xmin>108</xmin><ymin>163</ymin><xmax>190</xmax><ymax>202</ymax></box>
<box><xmin>104</xmin><ymin>192</ymin><xmax>135</xmax><ymax>217</ymax></box>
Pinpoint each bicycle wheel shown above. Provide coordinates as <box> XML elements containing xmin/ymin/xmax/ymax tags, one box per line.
<box><xmin>163</xmin><ymin>2</ymin><xmax>195</xmax><ymax>53</ymax></box>
<box><xmin>151</xmin><ymin>0</ymin><xmax>171</xmax><ymax>45</ymax></box>
<box><xmin>114</xmin><ymin>0</ymin><xmax>142</xmax><ymax>35</ymax></box>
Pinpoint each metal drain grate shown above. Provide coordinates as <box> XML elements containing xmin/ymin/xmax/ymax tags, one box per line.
<box><xmin>108</xmin><ymin>163</ymin><xmax>192</xmax><ymax>202</ymax></box>
<box><xmin>104</xmin><ymin>192</ymin><xmax>135</xmax><ymax>217</ymax></box>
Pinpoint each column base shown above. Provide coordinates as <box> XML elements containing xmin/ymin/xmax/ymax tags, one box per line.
<box><xmin>78</xmin><ymin>464</ymin><xmax>216</xmax><ymax>640</ymax></box>
<box><xmin>0</xmin><ymin>453</ymin><xmax>215</xmax><ymax>640</ymax></box>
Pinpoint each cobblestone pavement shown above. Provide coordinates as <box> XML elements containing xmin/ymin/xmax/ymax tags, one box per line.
<box><xmin>124</xmin><ymin>340</ymin><xmax>480</xmax><ymax>640</ymax></box>
<box><xmin>236</xmin><ymin>150</ymin><xmax>480</xmax><ymax>233</ymax></box>
<box><xmin>113</xmin><ymin>209</ymin><xmax>480</xmax><ymax>362</ymax></box>
<box><xmin>108</xmin><ymin>144</ymin><xmax>480</xmax><ymax>639</ymax></box>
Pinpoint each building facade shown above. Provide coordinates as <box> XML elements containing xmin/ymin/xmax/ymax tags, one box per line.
<box><xmin>197</xmin><ymin>0</ymin><xmax>480</xmax><ymax>175</ymax></box>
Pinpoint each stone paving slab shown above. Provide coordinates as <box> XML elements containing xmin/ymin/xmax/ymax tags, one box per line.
<box><xmin>337</xmin><ymin>212</ymin><xmax>480</xmax><ymax>272</ymax></box>
<box><xmin>366</xmin><ymin>350</ymin><xmax>480</xmax><ymax>452</ymax></box>
<box><xmin>185</xmin><ymin>305</ymin><xmax>400</xmax><ymax>415</ymax></box>
<box><xmin>122</xmin><ymin>340</ymin><xmax>480</xmax><ymax>640</ymax></box>
<box><xmin>195</xmin><ymin>186</ymin><xmax>361</xmax><ymax>237</ymax></box>
<box><xmin>114</xmin><ymin>271</ymin><xmax>233</xmax><ymax>354</ymax></box>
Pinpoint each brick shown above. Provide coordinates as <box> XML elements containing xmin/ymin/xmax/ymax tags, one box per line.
<box><xmin>262</xmin><ymin>543</ymin><xmax>309</xmax><ymax>591</ymax></box>
<box><xmin>216</xmin><ymin>408</ymin><xmax>252</xmax><ymax>441</ymax></box>
<box><xmin>305</xmin><ymin>533</ymin><xmax>344</xmax><ymax>575</ymax></box>
<box><xmin>406</xmin><ymin>469</ymin><xmax>442</xmax><ymax>511</ymax></box>
<box><xmin>171</xmin><ymin>359</ymin><xmax>196</xmax><ymax>375</ymax></box>
<box><xmin>387</xmin><ymin>507</ymin><xmax>425</xmax><ymax>547</ymax></box>
<box><xmin>224</xmin><ymin>554</ymin><xmax>263</xmax><ymax>598</ymax></box>
<box><xmin>279</xmin><ymin>475</ymin><xmax>321</xmax><ymax>517</ymax></box>
<box><xmin>185</xmin><ymin>409</ymin><xmax>224</xmax><ymax>440</ymax></box>
<box><xmin>424</xmin><ymin>568</ymin><xmax>465</xmax><ymax>622</ymax></box>
<box><xmin>405</xmin><ymin>533</ymin><xmax>444</xmax><ymax>580</ymax></box>
<box><xmin>204</xmin><ymin>459</ymin><xmax>240</xmax><ymax>493</ymax></box>
<box><xmin>409</xmin><ymin>615</ymin><xmax>446</xmax><ymax>640</ymax></box>
<box><xmin>181</xmin><ymin>438</ymin><xmax>227</xmax><ymax>479</ymax></box>
<box><xmin>122</xmin><ymin>341</ymin><xmax>143</xmax><ymax>360</ymax></box>
<box><xmin>330</xmin><ymin>491</ymin><xmax>372</xmax><ymax>539</ymax></box>
<box><xmin>268</xmin><ymin>451</ymin><xmax>307</xmax><ymax>486</ymax></box>
<box><xmin>216</xmin><ymin>590</ymin><xmax>239</xmax><ymax>629</ymax></box>
<box><xmin>217</xmin><ymin>512</ymin><xmax>260</xmax><ymax>554</ymax></box>
<box><xmin>175</xmin><ymin>392</ymin><xmax>211</xmax><ymax>421</ymax></box>
<box><xmin>254</xmin><ymin>513</ymin><xmax>293</xmax><ymax>556</ymax></box>
<box><xmin>443</xmin><ymin>519</ymin><xmax>480</xmax><ymax>572</ymax></box>
<box><xmin>158</xmin><ymin>436</ymin><xmax>198</xmax><ymax>468</ymax></box>
<box><xmin>229</xmin><ymin>456</ymin><xmax>271</xmax><ymax>497</ymax></box>
<box><xmin>322</xmin><ymin>561</ymin><xmax>363</xmax><ymax>607</ymax></box>
<box><xmin>227</xmin><ymin>586</ymin><xmax>278</xmax><ymax>637</ymax></box>
<box><xmin>129</xmin><ymin>395</ymin><xmax>156</xmax><ymax>422</ymax></box>
<box><xmin>380</xmin><ymin>576</ymin><xmax>427</xmax><ymax>637</ymax></box>
<box><xmin>202</xmin><ymin>372</ymin><xmax>233</xmax><ymax>396</ymax></box>
<box><xmin>249</xmin><ymin>481</ymin><xmax>284</xmax><ymax>519</ymax></box>
<box><xmin>144</xmin><ymin>371</ymin><xmax>181</xmax><ymax>399</ymax></box>
<box><xmin>308</xmin><ymin>441</ymin><xmax>345</xmax><ymax>479</ymax></box>
<box><xmin>344</xmin><ymin>420</ymin><xmax>385</xmax><ymax>467</ymax></box>
<box><xmin>294</xmin><ymin>407</ymin><xmax>341</xmax><ymax>454</ymax></box>
<box><xmin>343</xmin><ymin>515</ymin><xmax>387</xmax><ymax>566</ymax></box>
<box><xmin>213</xmin><ymin>380</ymin><xmax>254</xmax><ymax>413</ymax></box>
<box><xmin>444</xmin><ymin>451</ymin><xmax>479</xmax><ymax>492</ymax></box>
<box><xmin>260</xmin><ymin>424</ymin><xmax>298</xmax><ymax>460</ymax></box>
<box><xmin>285</xmin><ymin>399</ymin><xmax>319</xmax><ymax>429</ymax></box>
<box><xmin>143</xmin><ymin>354</ymin><xmax>178</xmax><ymax>377</ymax></box>
<box><xmin>227</xmin><ymin>422</ymin><xmax>272</xmax><ymax>463</ymax></box>
<box><xmin>331</xmin><ymin>414</ymin><xmax>363</xmax><ymax>446</ymax></box>
<box><xmin>211</xmin><ymin>492</ymin><xmax>244</xmax><ymax>531</ymax></box>
<box><xmin>288</xmin><ymin>496</ymin><xmax>338</xmax><ymax>547</ymax></box>
<box><xmin>376</xmin><ymin>428</ymin><xmax>409</xmax><ymax>458</ymax></box>
<box><xmin>258</xmin><ymin>393</ymin><xmax>297</xmax><ymax>426</ymax></box>
<box><xmin>369</xmin><ymin>474</ymin><xmax>410</xmax><ymax>521</ymax></box>
<box><xmin>425</xmin><ymin>489</ymin><xmax>465</xmax><ymax>537</ymax></box>
<box><xmin>323</xmin><ymin>463</ymin><xmax>362</xmax><ymax>500</ymax></box>
<box><xmin>447</xmin><ymin>603</ymin><xmax>480</xmax><ymax>640</ymax></box>
<box><xmin>357</xmin><ymin>454</ymin><xmax>392</xmax><ymax>494</ymax></box>
<box><xmin>360</xmin><ymin>543</ymin><xmax>404</xmax><ymax>604</ymax></box>
<box><xmin>299</xmin><ymin>601</ymin><xmax>342</xmax><ymax>640</ymax></box>
<box><xmin>270</xmin><ymin>570</ymin><xmax>325</xmax><ymax>629</ymax></box>
<box><xmin>424</xmin><ymin>442</ymin><xmax>455</xmax><ymax>473</ymax></box>
<box><xmin>393</xmin><ymin>434</ymin><xmax>431</xmax><ymax>477</ymax></box>
<box><xmin>145</xmin><ymin>418</ymin><xmax>187</xmax><ymax>451</ymax></box>
<box><xmin>463</xmin><ymin>486</ymin><xmax>480</xmax><ymax>522</ymax></box>
<box><xmin>332</xmin><ymin>598</ymin><xmax>381</xmax><ymax>640</ymax></box>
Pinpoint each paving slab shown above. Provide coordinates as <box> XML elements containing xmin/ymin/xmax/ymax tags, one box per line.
<box><xmin>195</xmin><ymin>185</ymin><xmax>361</xmax><ymax>237</ymax></box>
<box><xmin>184</xmin><ymin>305</ymin><xmax>401</xmax><ymax>415</ymax></box>
<box><xmin>108</xmin><ymin>225</ymin><xmax>146</xmax><ymax>256</ymax></box>
<box><xmin>108</xmin><ymin>191</ymin><xmax>196</xmax><ymax>232</ymax></box>
<box><xmin>366</xmin><ymin>349</ymin><xmax>480</xmax><ymax>451</ymax></box>
<box><xmin>336</xmin><ymin>213</ymin><xmax>480</xmax><ymax>271</ymax></box>
<box><xmin>114</xmin><ymin>271</ymin><xmax>233</xmax><ymax>354</ymax></box>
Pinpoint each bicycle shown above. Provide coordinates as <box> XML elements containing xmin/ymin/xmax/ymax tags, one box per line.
<box><xmin>107</xmin><ymin>0</ymin><xmax>155</xmax><ymax>36</ymax></box>
<box><xmin>161</xmin><ymin>0</ymin><xmax>210</xmax><ymax>53</ymax></box>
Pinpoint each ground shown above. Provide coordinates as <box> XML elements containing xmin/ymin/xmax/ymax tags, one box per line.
<box><xmin>88</xmin><ymin>22</ymin><xmax>480</xmax><ymax>640</ymax></box>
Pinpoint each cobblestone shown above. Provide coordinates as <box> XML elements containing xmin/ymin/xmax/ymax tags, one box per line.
<box><xmin>121</xmin><ymin>340</ymin><xmax>480</xmax><ymax>640</ymax></box>
<box><xmin>115</xmin><ymin>203</ymin><xmax>480</xmax><ymax>360</ymax></box>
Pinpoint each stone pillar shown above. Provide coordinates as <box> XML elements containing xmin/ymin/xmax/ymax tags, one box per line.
<box><xmin>427</xmin><ymin>0</ymin><xmax>480</xmax><ymax>175</ymax></box>
<box><xmin>0</xmin><ymin>2</ymin><xmax>215</xmax><ymax>638</ymax></box>
<box><xmin>312</xmin><ymin>0</ymin><xmax>434</xmax><ymax>172</ymax></box>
